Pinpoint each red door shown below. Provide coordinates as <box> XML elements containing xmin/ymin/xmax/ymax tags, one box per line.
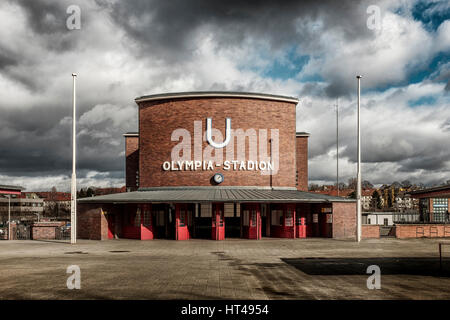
<box><xmin>176</xmin><ymin>204</ymin><xmax>190</xmax><ymax>240</ymax></box>
<box><xmin>212</xmin><ymin>203</ymin><xmax>225</xmax><ymax>240</ymax></box>
<box><xmin>140</xmin><ymin>204</ymin><xmax>154</xmax><ymax>240</ymax></box>
<box><xmin>244</xmin><ymin>204</ymin><xmax>261</xmax><ymax>240</ymax></box>
<box><xmin>296</xmin><ymin>216</ymin><xmax>306</xmax><ymax>238</ymax></box>
<box><xmin>107</xmin><ymin>214</ymin><xmax>114</xmax><ymax>239</ymax></box>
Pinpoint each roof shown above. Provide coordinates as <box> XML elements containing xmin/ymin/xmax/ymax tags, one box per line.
<box><xmin>0</xmin><ymin>185</ymin><xmax>23</xmax><ymax>191</ymax></box>
<box><xmin>123</xmin><ymin>132</ymin><xmax>139</xmax><ymax>137</ymax></box>
<box><xmin>409</xmin><ymin>184</ymin><xmax>450</xmax><ymax>196</ymax></box>
<box><xmin>312</xmin><ymin>189</ymin><xmax>354</xmax><ymax>197</ymax></box>
<box><xmin>78</xmin><ymin>188</ymin><xmax>355</xmax><ymax>204</ymax></box>
<box><xmin>135</xmin><ymin>91</ymin><xmax>299</xmax><ymax>104</ymax></box>
<box><xmin>93</xmin><ymin>186</ymin><xmax>126</xmax><ymax>196</ymax></box>
<box><xmin>0</xmin><ymin>185</ymin><xmax>23</xmax><ymax>195</ymax></box>
<box><xmin>33</xmin><ymin>192</ymin><xmax>71</xmax><ymax>201</ymax></box>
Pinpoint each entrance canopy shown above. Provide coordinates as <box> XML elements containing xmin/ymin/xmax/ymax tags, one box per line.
<box><xmin>78</xmin><ymin>188</ymin><xmax>354</xmax><ymax>204</ymax></box>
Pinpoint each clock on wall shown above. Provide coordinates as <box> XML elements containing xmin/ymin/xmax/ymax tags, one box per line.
<box><xmin>213</xmin><ymin>173</ymin><xmax>224</xmax><ymax>184</ymax></box>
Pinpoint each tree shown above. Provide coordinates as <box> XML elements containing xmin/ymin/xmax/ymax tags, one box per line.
<box><xmin>401</xmin><ymin>180</ymin><xmax>412</xmax><ymax>188</ymax></box>
<box><xmin>391</xmin><ymin>181</ymin><xmax>401</xmax><ymax>188</ymax></box>
<box><xmin>347</xmin><ymin>178</ymin><xmax>357</xmax><ymax>190</ymax></box>
<box><xmin>387</xmin><ymin>193</ymin><xmax>393</xmax><ymax>208</ymax></box>
<box><xmin>78</xmin><ymin>188</ymin><xmax>87</xmax><ymax>198</ymax></box>
<box><xmin>86</xmin><ymin>187</ymin><xmax>95</xmax><ymax>197</ymax></box>
<box><xmin>362</xmin><ymin>180</ymin><xmax>374</xmax><ymax>189</ymax></box>
<box><xmin>372</xmin><ymin>190</ymin><xmax>382</xmax><ymax>210</ymax></box>
<box><xmin>338</xmin><ymin>182</ymin><xmax>346</xmax><ymax>191</ymax></box>
<box><xmin>45</xmin><ymin>186</ymin><xmax>59</xmax><ymax>217</ymax></box>
<box><xmin>348</xmin><ymin>191</ymin><xmax>356</xmax><ymax>199</ymax></box>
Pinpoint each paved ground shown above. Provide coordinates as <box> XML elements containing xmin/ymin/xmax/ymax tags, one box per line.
<box><xmin>1</xmin><ymin>238</ymin><xmax>450</xmax><ymax>299</ymax></box>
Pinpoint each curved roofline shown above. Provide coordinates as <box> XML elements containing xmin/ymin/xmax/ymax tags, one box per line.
<box><xmin>135</xmin><ymin>91</ymin><xmax>299</xmax><ymax>104</ymax></box>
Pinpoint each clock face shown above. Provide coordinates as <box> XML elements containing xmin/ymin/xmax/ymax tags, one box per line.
<box><xmin>213</xmin><ymin>173</ymin><xmax>224</xmax><ymax>184</ymax></box>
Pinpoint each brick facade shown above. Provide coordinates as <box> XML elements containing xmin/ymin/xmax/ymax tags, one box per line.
<box><xmin>395</xmin><ymin>224</ymin><xmax>450</xmax><ymax>239</ymax></box>
<box><xmin>332</xmin><ymin>202</ymin><xmax>357</xmax><ymax>239</ymax></box>
<box><xmin>295</xmin><ymin>134</ymin><xmax>308</xmax><ymax>191</ymax></box>
<box><xmin>137</xmin><ymin>97</ymin><xmax>297</xmax><ymax>188</ymax></box>
<box><xmin>361</xmin><ymin>224</ymin><xmax>380</xmax><ymax>239</ymax></box>
<box><xmin>125</xmin><ymin>135</ymin><xmax>139</xmax><ymax>191</ymax></box>
<box><xmin>77</xmin><ymin>203</ymin><xmax>109</xmax><ymax>240</ymax></box>
<box><xmin>77</xmin><ymin>92</ymin><xmax>359</xmax><ymax>241</ymax></box>
<box><xmin>32</xmin><ymin>222</ymin><xmax>65</xmax><ymax>240</ymax></box>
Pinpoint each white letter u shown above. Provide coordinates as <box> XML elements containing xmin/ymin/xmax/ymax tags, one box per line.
<box><xmin>206</xmin><ymin>118</ymin><xmax>231</xmax><ymax>148</ymax></box>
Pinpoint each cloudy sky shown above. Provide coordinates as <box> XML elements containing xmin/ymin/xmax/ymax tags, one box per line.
<box><xmin>0</xmin><ymin>0</ymin><xmax>449</xmax><ymax>191</ymax></box>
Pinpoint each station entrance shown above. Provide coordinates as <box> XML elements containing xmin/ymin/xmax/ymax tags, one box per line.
<box><xmin>109</xmin><ymin>202</ymin><xmax>333</xmax><ymax>240</ymax></box>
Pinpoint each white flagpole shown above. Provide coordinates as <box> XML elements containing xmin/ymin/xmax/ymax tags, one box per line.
<box><xmin>356</xmin><ymin>75</ymin><xmax>362</xmax><ymax>242</ymax></box>
<box><xmin>8</xmin><ymin>195</ymin><xmax>11</xmax><ymax>240</ymax></box>
<box><xmin>336</xmin><ymin>98</ymin><xmax>339</xmax><ymax>197</ymax></box>
<box><xmin>71</xmin><ymin>73</ymin><xmax>77</xmax><ymax>244</ymax></box>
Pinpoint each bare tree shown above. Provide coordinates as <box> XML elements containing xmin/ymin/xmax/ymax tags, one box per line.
<box><xmin>347</xmin><ymin>178</ymin><xmax>357</xmax><ymax>190</ymax></box>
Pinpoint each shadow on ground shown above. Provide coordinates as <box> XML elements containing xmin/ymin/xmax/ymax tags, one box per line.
<box><xmin>281</xmin><ymin>257</ymin><xmax>450</xmax><ymax>277</ymax></box>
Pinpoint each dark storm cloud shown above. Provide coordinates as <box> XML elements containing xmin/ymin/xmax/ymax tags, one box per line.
<box><xmin>0</xmin><ymin>100</ymin><xmax>135</xmax><ymax>177</ymax></box>
<box><xmin>0</xmin><ymin>49</ymin><xmax>18</xmax><ymax>69</ymax></box>
<box><xmin>16</xmin><ymin>0</ymin><xmax>65</xmax><ymax>34</ymax></box>
<box><xmin>398</xmin><ymin>155</ymin><xmax>450</xmax><ymax>172</ymax></box>
<box><xmin>15</xmin><ymin>0</ymin><xmax>82</xmax><ymax>52</ymax></box>
<box><xmin>97</xmin><ymin>0</ymin><xmax>374</xmax><ymax>63</ymax></box>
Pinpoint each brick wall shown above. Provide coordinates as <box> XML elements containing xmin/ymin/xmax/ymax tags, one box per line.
<box><xmin>296</xmin><ymin>135</ymin><xmax>308</xmax><ymax>191</ymax></box>
<box><xmin>137</xmin><ymin>97</ymin><xmax>297</xmax><ymax>188</ymax></box>
<box><xmin>125</xmin><ymin>136</ymin><xmax>139</xmax><ymax>191</ymax></box>
<box><xmin>395</xmin><ymin>224</ymin><xmax>450</xmax><ymax>239</ymax></box>
<box><xmin>362</xmin><ymin>224</ymin><xmax>380</xmax><ymax>239</ymax></box>
<box><xmin>77</xmin><ymin>203</ymin><xmax>109</xmax><ymax>240</ymax></box>
<box><xmin>332</xmin><ymin>202</ymin><xmax>356</xmax><ymax>239</ymax></box>
<box><xmin>32</xmin><ymin>222</ymin><xmax>65</xmax><ymax>240</ymax></box>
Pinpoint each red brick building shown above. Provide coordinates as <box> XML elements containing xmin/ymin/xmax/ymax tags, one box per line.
<box><xmin>410</xmin><ymin>185</ymin><xmax>450</xmax><ymax>223</ymax></box>
<box><xmin>78</xmin><ymin>92</ymin><xmax>356</xmax><ymax>240</ymax></box>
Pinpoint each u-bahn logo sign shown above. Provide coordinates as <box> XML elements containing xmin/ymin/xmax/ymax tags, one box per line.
<box><xmin>162</xmin><ymin>118</ymin><xmax>279</xmax><ymax>175</ymax></box>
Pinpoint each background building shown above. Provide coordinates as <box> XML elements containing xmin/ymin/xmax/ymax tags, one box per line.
<box><xmin>410</xmin><ymin>185</ymin><xmax>450</xmax><ymax>223</ymax></box>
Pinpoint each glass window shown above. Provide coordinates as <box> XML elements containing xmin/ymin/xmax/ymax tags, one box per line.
<box><xmin>285</xmin><ymin>207</ymin><xmax>293</xmax><ymax>226</ymax></box>
<box><xmin>219</xmin><ymin>209</ymin><xmax>223</xmax><ymax>227</ymax></box>
<box><xmin>250</xmin><ymin>210</ymin><xmax>256</xmax><ymax>227</ymax></box>
<box><xmin>179</xmin><ymin>209</ymin><xmax>185</xmax><ymax>227</ymax></box>
<box><xmin>271</xmin><ymin>209</ymin><xmax>283</xmax><ymax>226</ymax></box>
<box><xmin>243</xmin><ymin>210</ymin><xmax>249</xmax><ymax>226</ymax></box>
<box><xmin>134</xmin><ymin>208</ymin><xmax>141</xmax><ymax>227</ymax></box>
<box><xmin>433</xmin><ymin>198</ymin><xmax>448</xmax><ymax>222</ymax></box>
<box><xmin>143</xmin><ymin>210</ymin><xmax>151</xmax><ymax>226</ymax></box>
